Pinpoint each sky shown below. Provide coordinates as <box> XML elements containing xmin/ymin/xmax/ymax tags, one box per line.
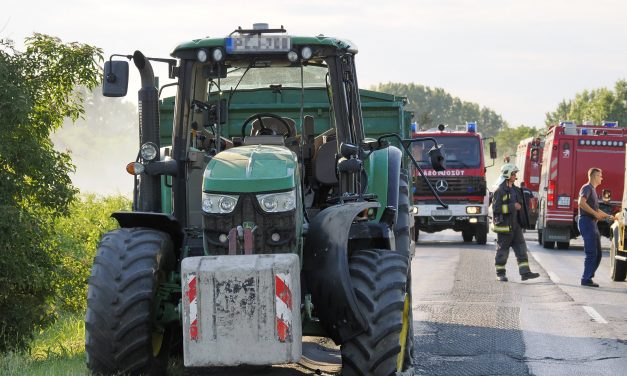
<box><xmin>3</xmin><ymin>0</ymin><xmax>627</xmax><ymax>194</ymax></box>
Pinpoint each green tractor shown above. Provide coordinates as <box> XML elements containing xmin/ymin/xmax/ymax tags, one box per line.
<box><xmin>86</xmin><ymin>23</ymin><xmax>445</xmax><ymax>375</ymax></box>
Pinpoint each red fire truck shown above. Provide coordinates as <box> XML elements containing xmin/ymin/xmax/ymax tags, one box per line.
<box><xmin>537</xmin><ymin>121</ymin><xmax>627</xmax><ymax>249</ymax></box>
<box><xmin>515</xmin><ymin>137</ymin><xmax>544</xmax><ymax>229</ymax></box>
<box><xmin>412</xmin><ymin>122</ymin><xmax>496</xmax><ymax>244</ymax></box>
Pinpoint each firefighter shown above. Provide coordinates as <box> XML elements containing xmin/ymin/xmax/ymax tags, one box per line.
<box><xmin>492</xmin><ymin>163</ymin><xmax>540</xmax><ymax>282</ymax></box>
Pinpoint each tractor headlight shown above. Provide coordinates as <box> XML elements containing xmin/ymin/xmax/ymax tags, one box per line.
<box><xmin>257</xmin><ymin>190</ymin><xmax>296</xmax><ymax>213</ymax></box>
<box><xmin>202</xmin><ymin>193</ymin><xmax>239</xmax><ymax>214</ymax></box>
<box><xmin>140</xmin><ymin>142</ymin><xmax>158</xmax><ymax>161</ymax></box>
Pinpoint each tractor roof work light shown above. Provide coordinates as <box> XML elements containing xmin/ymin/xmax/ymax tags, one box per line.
<box><xmin>212</xmin><ymin>48</ymin><xmax>224</xmax><ymax>62</ymax></box>
<box><xmin>197</xmin><ymin>48</ymin><xmax>209</xmax><ymax>63</ymax></box>
<box><xmin>300</xmin><ymin>46</ymin><xmax>313</xmax><ymax>60</ymax></box>
<box><xmin>287</xmin><ymin>50</ymin><xmax>298</xmax><ymax>62</ymax></box>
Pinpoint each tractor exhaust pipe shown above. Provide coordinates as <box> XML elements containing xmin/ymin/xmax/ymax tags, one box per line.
<box><xmin>133</xmin><ymin>50</ymin><xmax>161</xmax><ymax>212</ymax></box>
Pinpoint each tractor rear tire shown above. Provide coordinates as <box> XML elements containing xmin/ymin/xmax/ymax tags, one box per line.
<box><xmin>341</xmin><ymin>249</ymin><xmax>411</xmax><ymax>376</ymax></box>
<box><xmin>395</xmin><ymin>171</ymin><xmax>413</xmax><ymax>258</ymax></box>
<box><xmin>393</xmin><ymin>171</ymin><xmax>415</xmax><ymax>366</ymax></box>
<box><xmin>85</xmin><ymin>228</ymin><xmax>175</xmax><ymax>376</ymax></box>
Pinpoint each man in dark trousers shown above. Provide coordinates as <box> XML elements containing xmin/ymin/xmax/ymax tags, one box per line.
<box><xmin>578</xmin><ymin>168</ymin><xmax>613</xmax><ymax>287</ymax></box>
<box><xmin>492</xmin><ymin>164</ymin><xmax>540</xmax><ymax>282</ymax></box>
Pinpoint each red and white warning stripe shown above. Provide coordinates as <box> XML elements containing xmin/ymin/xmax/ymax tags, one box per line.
<box><xmin>185</xmin><ymin>273</ymin><xmax>199</xmax><ymax>341</ymax></box>
<box><xmin>275</xmin><ymin>272</ymin><xmax>292</xmax><ymax>342</ymax></box>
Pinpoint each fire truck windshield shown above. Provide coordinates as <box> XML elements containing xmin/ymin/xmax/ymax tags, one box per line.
<box><xmin>413</xmin><ymin>136</ymin><xmax>481</xmax><ymax>168</ymax></box>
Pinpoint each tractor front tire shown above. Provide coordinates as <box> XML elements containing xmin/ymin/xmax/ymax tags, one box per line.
<box><xmin>341</xmin><ymin>249</ymin><xmax>412</xmax><ymax>376</ymax></box>
<box><xmin>85</xmin><ymin>228</ymin><xmax>175</xmax><ymax>376</ymax></box>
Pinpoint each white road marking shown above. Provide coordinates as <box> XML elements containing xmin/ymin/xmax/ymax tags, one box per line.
<box><xmin>582</xmin><ymin>306</ymin><xmax>608</xmax><ymax>324</ymax></box>
<box><xmin>547</xmin><ymin>271</ymin><xmax>560</xmax><ymax>283</ymax></box>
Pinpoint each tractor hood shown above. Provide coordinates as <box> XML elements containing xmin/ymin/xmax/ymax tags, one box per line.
<box><xmin>203</xmin><ymin>145</ymin><xmax>297</xmax><ymax>193</ymax></box>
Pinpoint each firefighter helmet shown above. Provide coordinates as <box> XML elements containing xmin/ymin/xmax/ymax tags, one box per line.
<box><xmin>501</xmin><ymin>163</ymin><xmax>519</xmax><ymax>178</ymax></box>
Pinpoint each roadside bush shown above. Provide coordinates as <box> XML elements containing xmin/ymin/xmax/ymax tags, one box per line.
<box><xmin>0</xmin><ymin>209</ymin><xmax>59</xmax><ymax>352</ymax></box>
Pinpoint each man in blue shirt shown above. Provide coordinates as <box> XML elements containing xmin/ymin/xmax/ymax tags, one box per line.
<box><xmin>578</xmin><ymin>168</ymin><xmax>613</xmax><ymax>287</ymax></box>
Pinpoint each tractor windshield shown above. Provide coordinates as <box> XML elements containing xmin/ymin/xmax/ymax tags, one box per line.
<box><xmin>209</xmin><ymin>65</ymin><xmax>328</xmax><ymax>92</ymax></box>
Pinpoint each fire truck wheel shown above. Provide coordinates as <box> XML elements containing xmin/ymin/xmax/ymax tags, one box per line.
<box><xmin>542</xmin><ymin>238</ymin><xmax>555</xmax><ymax>249</ymax></box>
<box><xmin>475</xmin><ymin>223</ymin><xmax>488</xmax><ymax>245</ymax></box>
<box><xmin>556</xmin><ymin>241</ymin><xmax>570</xmax><ymax>250</ymax></box>
<box><xmin>341</xmin><ymin>249</ymin><xmax>411</xmax><ymax>376</ymax></box>
<box><xmin>537</xmin><ymin>230</ymin><xmax>543</xmax><ymax>245</ymax></box>
<box><xmin>610</xmin><ymin>237</ymin><xmax>627</xmax><ymax>281</ymax></box>
<box><xmin>462</xmin><ymin>230</ymin><xmax>473</xmax><ymax>242</ymax></box>
<box><xmin>85</xmin><ymin>228</ymin><xmax>175</xmax><ymax>376</ymax></box>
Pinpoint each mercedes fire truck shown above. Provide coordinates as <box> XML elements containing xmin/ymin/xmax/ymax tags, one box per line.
<box><xmin>412</xmin><ymin>122</ymin><xmax>496</xmax><ymax>244</ymax></box>
<box><xmin>537</xmin><ymin>121</ymin><xmax>627</xmax><ymax>249</ymax></box>
<box><xmin>515</xmin><ymin>137</ymin><xmax>544</xmax><ymax>229</ymax></box>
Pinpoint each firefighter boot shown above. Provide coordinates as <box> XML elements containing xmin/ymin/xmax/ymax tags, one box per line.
<box><xmin>496</xmin><ymin>273</ymin><xmax>508</xmax><ymax>282</ymax></box>
<box><xmin>521</xmin><ymin>271</ymin><xmax>540</xmax><ymax>281</ymax></box>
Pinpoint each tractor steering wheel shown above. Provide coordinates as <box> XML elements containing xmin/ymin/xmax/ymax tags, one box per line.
<box><xmin>240</xmin><ymin>113</ymin><xmax>293</xmax><ymax>138</ymax></box>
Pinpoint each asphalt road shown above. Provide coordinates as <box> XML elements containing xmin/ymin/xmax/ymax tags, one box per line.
<box><xmin>412</xmin><ymin>229</ymin><xmax>627</xmax><ymax>375</ymax></box>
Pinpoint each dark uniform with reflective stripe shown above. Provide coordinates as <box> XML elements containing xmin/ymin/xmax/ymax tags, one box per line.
<box><xmin>492</xmin><ymin>180</ymin><xmax>532</xmax><ymax>277</ymax></box>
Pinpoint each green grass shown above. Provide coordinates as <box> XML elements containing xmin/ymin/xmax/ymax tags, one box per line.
<box><xmin>0</xmin><ymin>312</ymin><xmax>187</xmax><ymax>376</ymax></box>
<box><xmin>0</xmin><ymin>313</ymin><xmax>88</xmax><ymax>376</ymax></box>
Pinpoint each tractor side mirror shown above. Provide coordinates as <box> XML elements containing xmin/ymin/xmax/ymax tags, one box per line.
<box><xmin>103</xmin><ymin>60</ymin><xmax>129</xmax><ymax>97</ymax></box>
<box><xmin>428</xmin><ymin>145</ymin><xmax>446</xmax><ymax>171</ymax></box>
<box><xmin>489</xmin><ymin>141</ymin><xmax>497</xmax><ymax>160</ymax></box>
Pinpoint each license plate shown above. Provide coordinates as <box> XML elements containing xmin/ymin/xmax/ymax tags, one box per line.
<box><xmin>557</xmin><ymin>196</ymin><xmax>570</xmax><ymax>207</ymax></box>
<box><xmin>431</xmin><ymin>210</ymin><xmax>452</xmax><ymax>216</ymax></box>
<box><xmin>226</xmin><ymin>35</ymin><xmax>291</xmax><ymax>53</ymax></box>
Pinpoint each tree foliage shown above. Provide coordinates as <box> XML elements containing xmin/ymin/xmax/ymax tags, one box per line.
<box><xmin>0</xmin><ymin>34</ymin><xmax>102</xmax><ymax>352</ymax></box>
<box><xmin>545</xmin><ymin>80</ymin><xmax>627</xmax><ymax>126</ymax></box>
<box><xmin>371</xmin><ymin>82</ymin><xmax>508</xmax><ymax>139</ymax></box>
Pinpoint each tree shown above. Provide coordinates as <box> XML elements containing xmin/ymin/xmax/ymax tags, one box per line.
<box><xmin>0</xmin><ymin>34</ymin><xmax>102</xmax><ymax>351</ymax></box>
<box><xmin>371</xmin><ymin>82</ymin><xmax>508</xmax><ymax>139</ymax></box>
<box><xmin>545</xmin><ymin>80</ymin><xmax>627</xmax><ymax>126</ymax></box>
<box><xmin>494</xmin><ymin>124</ymin><xmax>540</xmax><ymax>161</ymax></box>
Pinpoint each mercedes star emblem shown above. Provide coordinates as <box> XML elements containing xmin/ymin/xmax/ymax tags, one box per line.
<box><xmin>435</xmin><ymin>179</ymin><xmax>448</xmax><ymax>192</ymax></box>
